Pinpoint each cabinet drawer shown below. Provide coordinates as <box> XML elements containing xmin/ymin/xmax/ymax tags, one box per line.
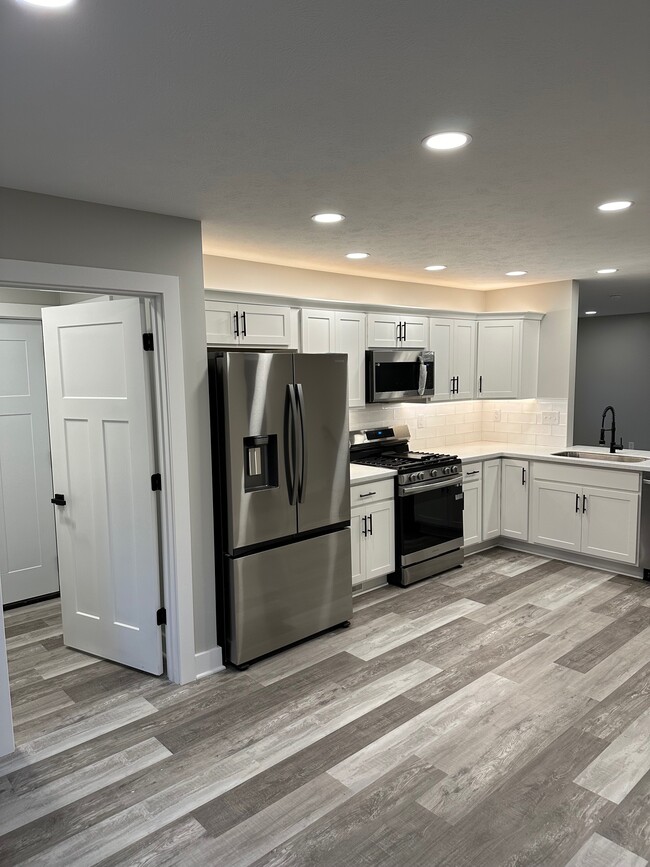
<box><xmin>532</xmin><ymin>461</ymin><xmax>640</xmax><ymax>493</ymax></box>
<box><xmin>463</xmin><ymin>462</ymin><xmax>482</xmax><ymax>482</ymax></box>
<box><xmin>350</xmin><ymin>479</ymin><xmax>394</xmax><ymax>507</ymax></box>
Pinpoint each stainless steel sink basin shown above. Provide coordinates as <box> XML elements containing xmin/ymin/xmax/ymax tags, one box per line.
<box><xmin>552</xmin><ymin>450</ymin><xmax>646</xmax><ymax>463</ymax></box>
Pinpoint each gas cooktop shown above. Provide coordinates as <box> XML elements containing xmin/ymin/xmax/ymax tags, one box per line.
<box><xmin>351</xmin><ymin>451</ymin><xmax>458</xmax><ymax>470</ymax></box>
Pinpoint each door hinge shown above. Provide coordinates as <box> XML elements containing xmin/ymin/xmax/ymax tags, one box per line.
<box><xmin>151</xmin><ymin>473</ymin><xmax>162</xmax><ymax>491</ymax></box>
<box><xmin>142</xmin><ymin>332</ymin><xmax>154</xmax><ymax>351</ymax></box>
<box><xmin>156</xmin><ymin>607</ymin><xmax>166</xmax><ymax>626</ymax></box>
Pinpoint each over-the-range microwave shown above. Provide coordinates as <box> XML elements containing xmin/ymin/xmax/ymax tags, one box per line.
<box><xmin>366</xmin><ymin>349</ymin><xmax>435</xmax><ymax>403</ymax></box>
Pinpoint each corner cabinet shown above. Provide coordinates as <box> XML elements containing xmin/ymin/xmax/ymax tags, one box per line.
<box><xmin>350</xmin><ymin>479</ymin><xmax>395</xmax><ymax>590</ymax></box>
<box><xmin>476</xmin><ymin>316</ymin><xmax>541</xmax><ymax>399</ymax></box>
<box><xmin>206</xmin><ymin>300</ymin><xmax>293</xmax><ymax>347</ymax></box>
<box><xmin>430</xmin><ymin>318</ymin><xmax>477</xmax><ymax>401</ymax></box>
<box><xmin>367</xmin><ymin>313</ymin><xmax>427</xmax><ymax>349</ymax></box>
<box><xmin>301</xmin><ymin>308</ymin><xmax>366</xmax><ymax>407</ymax></box>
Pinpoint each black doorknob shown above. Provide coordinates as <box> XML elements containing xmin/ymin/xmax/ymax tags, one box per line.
<box><xmin>51</xmin><ymin>494</ymin><xmax>66</xmax><ymax>506</ymax></box>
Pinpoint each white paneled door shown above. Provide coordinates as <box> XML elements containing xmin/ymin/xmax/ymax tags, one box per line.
<box><xmin>0</xmin><ymin>320</ymin><xmax>58</xmax><ymax>605</ymax></box>
<box><xmin>41</xmin><ymin>299</ymin><xmax>163</xmax><ymax>675</ymax></box>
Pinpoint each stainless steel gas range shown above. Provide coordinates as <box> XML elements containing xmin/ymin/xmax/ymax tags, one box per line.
<box><xmin>350</xmin><ymin>424</ymin><xmax>464</xmax><ymax>586</ymax></box>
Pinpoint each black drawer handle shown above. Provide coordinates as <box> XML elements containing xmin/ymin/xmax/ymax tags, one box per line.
<box><xmin>359</xmin><ymin>491</ymin><xmax>376</xmax><ymax>498</ymax></box>
<box><xmin>466</xmin><ymin>471</ymin><xmax>480</xmax><ymax>476</ymax></box>
<box><xmin>51</xmin><ymin>494</ymin><xmax>66</xmax><ymax>506</ymax></box>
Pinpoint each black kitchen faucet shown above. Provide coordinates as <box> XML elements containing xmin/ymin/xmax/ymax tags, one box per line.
<box><xmin>599</xmin><ymin>405</ymin><xmax>624</xmax><ymax>453</ymax></box>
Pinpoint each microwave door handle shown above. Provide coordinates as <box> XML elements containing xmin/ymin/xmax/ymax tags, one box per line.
<box><xmin>286</xmin><ymin>384</ymin><xmax>299</xmax><ymax>505</ymax></box>
<box><xmin>296</xmin><ymin>383</ymin><xmax>307</xmax><ymax>503</ymax></box>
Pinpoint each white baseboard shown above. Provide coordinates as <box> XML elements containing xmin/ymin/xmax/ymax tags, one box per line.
<box><xmin>194</xmin><ymin>646</ymin><xmax>225</xmax><ymax>680</ymax></box>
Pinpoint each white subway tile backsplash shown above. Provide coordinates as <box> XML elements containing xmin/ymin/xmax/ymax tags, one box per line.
<box><xmin>349</xmin><ymin>399</ymin><xmax>568</xmax><ymax>449</ymax></box>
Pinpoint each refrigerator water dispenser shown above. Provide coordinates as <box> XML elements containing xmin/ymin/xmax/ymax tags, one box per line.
<box><xmin>243</xmin><ymin>435</ymin><xmax>278</xmax><ymax>492</ymax></box>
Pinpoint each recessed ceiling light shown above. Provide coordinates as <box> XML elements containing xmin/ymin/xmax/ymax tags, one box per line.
<box><xmin>596</xmin><ymin>268</ymin><xmax>618</xmax><ymax>274</ymax></box>
<box><xmin>345</xmin><ymin>252</ymin><xmax>369</xmax><ymax>260</ymax></box>
<box><xmin>18</xmin><ymin>0</ymin><xmax>75</xmax><ymax>7</ymax></box>
<box><xmin>585</xmin><ymin>310</ymin><xmax>598</xmax><ymax>315</ymax></box>
<box><xmin>597</xmin><ymin>200</ymin><xmax>633</xmax><ymax>212</ymax></box>
<box><xmin>506</xmin><ymin>270</ymin><xmax>528</xmax><ymax>277</ymax></box>
<box><xmin>422</xmin><ymin>132</ymin><xmax>472</xmax><ymax>151</ymax></box>
<box><xmin>425</xmin><ymin>264</ymin><xmax>447</xmax><ymax>271</ymax></box>
<box><xmin>311</xmin><ymin>213</ymin><xmax>345</xmax><ymax>224</ymax></box>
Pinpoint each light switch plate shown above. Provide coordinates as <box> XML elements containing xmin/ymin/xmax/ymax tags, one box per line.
<box><xmin>542</xmin><ymin>411</ymin><xmax>560</xmax><ymax>425</ymax></box>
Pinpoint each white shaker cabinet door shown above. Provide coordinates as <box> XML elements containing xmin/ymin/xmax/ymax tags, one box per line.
<box><xmin>429</xmin><ymin>318</ymin><xmax>453</xmax><ymax>401</ymax></box>
<box><xmin>350</xmin><ymin>506</ymin><xmax>366</xmax><ymax>586</ymax></box>
<box><xmin>482</xmin><ymin>459</ymin><xmax>501</xmax><ymax>541</ymax></box>
<box><xmin>336</xmin><ymin>311</ymin><xmax>366</xmax><ymax>408</ymax></box>
<box><xmin>453</xmin><ymin>319</ymin><xmax>477</xmax><ymax>400</ymax></box>
<box><xmin>300</xmin><ymin>309</ymin><xmax>336</xmax><ymax>353</ymax></box>
<box><xmin>366</xmin><ymin>499</ymin><xmax>395</xmax><ymax>580</ymax></box>
<box><xmin>477</xmin><ymin>320</ymin><xmax>521</xmax><ymax>399</ymax></box>
<box><xmin>501</xmin><ymin>459</ymin><xmax>529</xmax><ymax>541</ymax></box>
<box><xmin>530</xmin><ymin>479</ymin><xmax>582</xmax><ymax>552</ymax></box>
<box><xmin>581</xmin><ymin>487</ymin><xmax>639</xmax><ymax>564</ymax></box>
<box><xmin>463</xmin><ymin>480</ymin><xmax>482</xmax><ymax>546</ymax></box>
<box><xmin>238</xmin><ymin>304</ymin><xmax>291</xmax><ymax>346</ymax></box>
<box><xmin>205</xmin><ymin>300</ymin><xmax>239</xmax><ymax>345</ymax></box>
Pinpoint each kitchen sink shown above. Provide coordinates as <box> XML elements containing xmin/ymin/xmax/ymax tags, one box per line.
<box><xmin>552</xmin><ymin>450</ymin><xmax>647</xmax><ymax>463</ymax></box>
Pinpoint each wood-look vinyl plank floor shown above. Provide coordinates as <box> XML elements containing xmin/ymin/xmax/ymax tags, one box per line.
<box><xmin>1</xmin><ymin>550</ymin><xmax>649</xmax><ymax>866</ymax></box>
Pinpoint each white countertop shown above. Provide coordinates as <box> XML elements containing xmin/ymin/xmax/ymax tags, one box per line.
<box><xmin>454</xmin><ymin>441</ymin><xmax>650</xmax><ymax>472</ymax></box>
<box><xmin>350</xmin><ymin>464</ymin><xmax>397</xmax><ymax>484</ymax></box>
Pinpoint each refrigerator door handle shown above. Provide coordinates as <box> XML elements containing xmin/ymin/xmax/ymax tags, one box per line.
<box><xmin>286</xmin><ymin>384</ymin><xmax>299</xmax><ymax>505</ymax></box>
<box><xmin>296</xmin><ymin>382</ymin><xmax>307</xmax><ymax>503</ymax></box>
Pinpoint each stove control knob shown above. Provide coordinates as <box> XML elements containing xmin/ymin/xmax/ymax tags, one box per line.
<box><xmin>444</xmin><ymin>467</ymin><xmax>451</xmax><ymax>475</ymax></box>
<box><xmin>418</xmin><ymin>472</ymin><xmax>425</xmax><ymax>481</ymax></box>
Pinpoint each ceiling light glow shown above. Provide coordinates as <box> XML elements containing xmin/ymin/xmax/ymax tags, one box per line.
<box><xmin>506</xmin><ymin>270</ymin><xmax>527</xmax><ymax>277</ymax></box>
<box><xmin>345</xmin><ymin>252</ymin><xmax>369</xmax><ymax>259</ymax></box>
<box><xmin>597</xmin><ymin>201</ymin><xmax>633</xmax><ymax>212</ymax></box>
<box><xmin>585</xmin><ymin>310</ymin><xmax>598</xmax><ymax>315</ymax></box>
<box><xmin>596</xmin><ymin>268</ymin><xmax>618</xmax><ymax>274</ymax></box>
<box><xmin>312</xmin><ymin>213</ymin><xmax>345</xmax><ymax>224</ymax></box>
<box><xmin>422</xmin><ymin>132</ymin><xmax>472</xmax><ymax>151</ymax></box>
<box><xmin>425</xmin><ymin>265</ymin><xmax>447</xmax><ymax>271</ymax></box>
<box><xmin>18</xmin><ymin>0</ymin><xmax>75</xmax><ymax>7</ymax></box>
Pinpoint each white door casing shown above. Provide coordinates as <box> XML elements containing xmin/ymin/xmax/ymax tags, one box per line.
<box><xmin>41</xmin><ymin>298</ymin><xmax>163</xmax><ymax>675</ymax></box>
<box><xmin>0</xmin><ymin>320</ymin><xmax>59</xmax><ymax>604</ymax></box>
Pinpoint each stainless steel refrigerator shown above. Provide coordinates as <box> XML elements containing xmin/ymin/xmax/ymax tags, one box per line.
<box><xmin>208</xmin><ymin>350</ymin><xmax>352</xmax><ymax>667</ymax></box>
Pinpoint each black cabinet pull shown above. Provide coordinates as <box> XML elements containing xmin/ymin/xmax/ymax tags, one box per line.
<box><xmin>522</xmin><ymin>467</ymin><xmax>527</xmax><ymax>486</ymax></box>
<box><xmin>241</xmin><ymin>311</ymin><xmax>247</xmax><ymax>337</ymax></box>
<box><xmin>361</xmin><ymin>516</ymin><xmax>367</xmax><ymax>537</ymax></box>
<box><xmin>369</xmin><ymin>513</ymin><xmax>373</xmax><ymax>535</ymax></box>
<box><xmin>479</xmin><ymin>375</ymin><xmax>483</xmax><ymax>394</ymax></box>
<box><xmin>575</xmin><ymin>493</ymin><xmax>580</xmax><ymax>513</ymax></box>
<box><xmin>582</xmin><ymin>494</ymin><xmax>587</xmax><ymax>514</ymax></box>
<box><xmin>233</xmin><ymin>311</ymin><xmax>239</xmax><ymax>337</ymax></box>
<box><xmin>466</xmin><ymin>470</ymin><xmax>480</xmax><ymax>476</ymax></box>
<box><xmin>51</xmin><ymin>493</ymin><xmax>66</xmax><ymax>506</ymax></box>
<box><xmin>359</xmin><ymin>491</ymin><xmax>376</xmax><ymax>498</ymax></box>
<box><xmin>403</xmin><ymin>322</ymin><xmax>408</xmax><ymax>341</ymax></box>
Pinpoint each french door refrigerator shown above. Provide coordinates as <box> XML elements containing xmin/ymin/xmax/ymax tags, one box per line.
<box><xmin>208</xmin><ymin>350</ymin><xmax>352</xmax><ymax>667</ymax></box>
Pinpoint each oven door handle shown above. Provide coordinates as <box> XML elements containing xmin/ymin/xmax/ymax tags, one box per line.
<box><xmin>398</xmin><ymin>477</ymin><xmax>462</xmax><ymax>496</ymax></box>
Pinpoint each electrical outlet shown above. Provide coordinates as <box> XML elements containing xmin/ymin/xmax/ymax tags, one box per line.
<box><xmin>493</xmin><ymin>410</ymin><xmax>501</xmax><ymax>422</ymax></box>
<box><xmin>542</xmin><ymin>411</ymin><xmax>560</xmax><ymax>425</ymax></box>
<box><xmin>629</xmin><ymin>441</ymin><xmax>635</xmax><ymax>449</ymax></box>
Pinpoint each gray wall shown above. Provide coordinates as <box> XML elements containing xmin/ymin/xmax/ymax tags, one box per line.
<box><xmin>0</xmin><ymin>187</ymin><xmax>216</xmax><ymax>654</ymax></box>
<box><xmin>573</xmin><ymin>313</ymin><xmax>650</xmax><ymax>450</ymax></box>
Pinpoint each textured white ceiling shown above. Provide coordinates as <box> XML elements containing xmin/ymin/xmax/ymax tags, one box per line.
<box><xmin>1</xmin><ymin>0</ymin><xmax>649</xmax><ymax>290</ymax></box>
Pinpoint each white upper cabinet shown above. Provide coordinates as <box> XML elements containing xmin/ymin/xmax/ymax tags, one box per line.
<box><xmin>300</xmin><ymin>308</ymin><xmax>336</xmax><ymax>353</ymax></box>
<box><xmin>206</xmin><ymin>300</ymin><xmax>239</xmax><ymax>346</ymax></box>
<box><xmin>336</xmin><ymin>311</ymin><xmax>366</xmax><ymax>408</ymax></box>
<box><xmin>477</xmin><ymin>317</ymin><xmax>540</xmax><ymax>399</ymax></box>
<box><xmin>430</xmin><ymin>318</ymin><xmax>476</xmax><ymax>400</ymax></box>
<box><xmin>300</xmin><ymin>308</ymin><xmax>366</xmax><ymax>407</ymax></box>
<box><xmin>206</xmin><ymin>300</ymin><xmax>292</xmax><ymax>347</ymax></box>
<box><xmin>367</xmin><ymin>313</ymin><xmax>428</xmax><ymax>349</ymax></box>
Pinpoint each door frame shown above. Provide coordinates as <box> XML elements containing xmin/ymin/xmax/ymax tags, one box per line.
<box><xmin>0</xmin><ymin>258</ymin><xmax>197</xmax><ymax>688</ymax></box>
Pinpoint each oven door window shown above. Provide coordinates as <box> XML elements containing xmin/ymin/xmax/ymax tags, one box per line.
<box><xmin>399</xmin><ymin>482</ymin><xmax>464</xmax><ymax>559</ymax></box>
<box><xmin>375</xmin><ymin>361</ymin><xmax>433</xmax><ymax>396</ymax></box>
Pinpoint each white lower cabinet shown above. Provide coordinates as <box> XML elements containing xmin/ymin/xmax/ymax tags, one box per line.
<box><xmin>530</xmin><ymin>469</ymin><xmax>639</xmax><ymax>564</ymax></box>
<box><xmin>482</xmin><ymin>459</ymin><xmax>501</xmax><ymax>541</ymax></box>
<box><xmin>350</xmin><ymin>491</ymin><xmax>395</xmax><ymax>588</ymax></box>
<box><xmin>581</xmin><ymin>486</ymin><xmax>639</xmax><ymax>564</ymax></box>
<box><xmin>463</xmin><ymin>480</ymin><xmax>482</xmax><ymax>547</ymax></box>
<box><xmin>501</xmin><ymin>459</ymin><xmax>529</xmax><ymax>540</ymax></box>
